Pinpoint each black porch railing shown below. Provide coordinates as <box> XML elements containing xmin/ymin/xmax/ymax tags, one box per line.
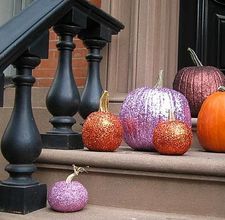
<box><xmin>0</xmin><ymin>0</ymin><xmax>124</xmax><ymax>214</ymax></box>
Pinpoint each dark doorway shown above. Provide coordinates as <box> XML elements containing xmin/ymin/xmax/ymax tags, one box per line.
<box><xmin>178</xmin><ymin>0</ymin><xmax>225</xmax><ymax>73</ymax></box>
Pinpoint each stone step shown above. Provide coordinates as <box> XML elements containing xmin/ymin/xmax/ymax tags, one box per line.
<box><xmin>0</xmin><ymin>205</ymin><xmax>223</xmax><ymax>220</ymax></box>
<box><xmin>30</xmin><ymin>147</ymin><xmax>225</xmax><ymax>219</ymax></box>
<box><xmin>1</xmin><ymin>87</ymin><xmax>220</xmax><ymax>219</ymax></box>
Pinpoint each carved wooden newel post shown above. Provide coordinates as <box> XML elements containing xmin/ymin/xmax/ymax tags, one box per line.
<box><xmin>0</xmin><ymin>53</ymin><xmax>46</xmax><ymax>214</ymax></box>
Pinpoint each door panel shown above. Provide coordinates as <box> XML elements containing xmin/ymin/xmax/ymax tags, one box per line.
<box><xmin>101</xmin><ymin>0</ymin><xmax>180</xmax><ymax>112</ymax></box>
<box><xmin>178</xmin><ymin>0</ymin><xmax>225</xmax><ymax>73</ymax></box>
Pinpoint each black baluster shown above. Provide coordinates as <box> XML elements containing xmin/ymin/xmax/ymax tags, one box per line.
<box><xmin>0</xmin><ymin>53</ymin><xmax>46</xmax><ymax>214</ymax></box>
<box><xmin>41</xmin><ymin>24</ymin><xmax>83</xmax><ymax>149</ymax></box>
<box><xmin>79</xmin><ymin>39</ymin><xmax>107</xmax><ymax>119</ymax></box>
<box><xmin>78</xmin><ymin>21</ymin><xmax>112</xmax><ymax>119</ymax></box>
<box><xmin>0</xmin><ymin>73</ymin><xmax>4</xmax><ymax>106</ymax></box>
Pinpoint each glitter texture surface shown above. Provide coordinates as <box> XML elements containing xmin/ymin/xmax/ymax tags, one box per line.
<box><xmin>48</xmin><ymin>181</ymin><xmax>88</xmax><ymax>212</ymax></box>
<box><xmin>153</xmin><ymin>120</ymin><xmax>192</xmax><ymax>155</ymax></box>
<box><xmin>173</xmin><ymin>66</ymin><xmax>225</xmax><ymax>117</ymax></box>
<box><xmin>82</xmin><ymin>112</ymin><xmax>123</xmax><ymax>151</ymax></box>
<box><xmin>119</xmin><ymin>87</ymin><xmax>191</xmax><ymax>151</ymax></box>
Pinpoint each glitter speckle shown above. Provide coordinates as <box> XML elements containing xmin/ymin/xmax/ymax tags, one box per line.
<box><xmin>82</xmin><ymin>112</ymin><xmax>123</xmax><ymax>151</ymax></box>
<box><xmin>173</xmin><ymin>66</ymin><xmax>225</xmax><ymax>117</ymax></box>
<box><xmin>119</xmin><ymin>87</ymin><xmax>191</xmax><ymax>151</ymax></box>
<box><xmin>153</xmin><ymin>120</ymin><xmax>192</xmax><ymax>155</ymax></box>
<box><xmin>48</xmin><ymin>181</ymin><xmax>88</xmax><ymax>212</ymax></box>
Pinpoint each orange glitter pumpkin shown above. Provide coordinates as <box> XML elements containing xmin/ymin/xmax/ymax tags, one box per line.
<box><xmin>197</xmin><ymin>86</ymin><xmax>225</xmax><ymax>152</ymax></box>
<box><xmin>153</xmin><ymin>110</ymin><xmax>192</xmax><ymax>155</ymax></box>
<box><xmin>82</xmin><ymin>91</ymin><xmax>123</xmax><ymax>151</ymax></box>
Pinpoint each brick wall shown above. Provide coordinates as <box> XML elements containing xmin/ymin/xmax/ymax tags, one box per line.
<box><xmin>33</xmin><ymin>0</ymin><xmax>101</xmax><ymax>88</ymax></box>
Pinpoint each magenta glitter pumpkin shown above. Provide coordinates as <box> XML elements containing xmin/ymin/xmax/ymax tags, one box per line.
<box><xmin>48</xmin><ymin>165</ymin><xmax>88</xmax><ymax>212</ymax></box>
<box><xmin>119</xmin><ymin>71</ymin><xmax>191</xmax><ymax>151</ymax></box>
<box><xmin>173</xmin><ymin>48</ymin><xmax>225</xmax><ymax>118</ymax></box>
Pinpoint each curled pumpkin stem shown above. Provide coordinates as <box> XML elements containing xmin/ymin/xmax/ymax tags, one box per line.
<box><xmin>153</xmin><ymin>69</ymin><xmax>164</xmax><ymax>89</ymax></box>
<box><xmin>99</xmin><ymin>90</ymin><xmax>109</xmax><ymax>112</ymax></box>
<box><xmin>66</xmin><ymin>164</ymin><xmax>88</xmax><ymax>183</ymax></box>
<box><xmin>167</xmin><ymin>109</ymin><xmax>176</xmax><ymax>121</ymax></box>
<box><xmin>187</xmin><ymin>48</ymin><xmax>203</xmax><ymax>67</ymax></box>
<box><xmin>218</xmin><ymin>86</ymin><xmax>225</xmax><ymax>92</ymax></box>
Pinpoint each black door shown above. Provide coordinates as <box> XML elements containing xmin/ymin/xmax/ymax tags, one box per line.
<box><xmin>178</xmin><ymin>0</ymin><xmax>225</xmax><ymax>73</ymax></box>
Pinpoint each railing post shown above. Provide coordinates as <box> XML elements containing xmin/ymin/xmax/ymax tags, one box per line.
<box><xmin>78</xmin><ymin>22</ymin><xmax>111</xmax><ymax>119</ymax></box>
<box><xmin>0</xmin><ymin>52</ymin><xmax>47</xmax><ymax>214</ymax></box>
<box><xmin>79</xmin><ymin>39</ymin><xmax>107</xmax><ymax>119</ymax></box>
<box><xmin>41</xmin><ymin>13</ymin><xmax>86</xmax><ymax>149</ymax></box>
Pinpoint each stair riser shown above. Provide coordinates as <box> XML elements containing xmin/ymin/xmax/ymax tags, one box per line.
<box><xmin>2</xmin><ymin>88</ymin><xmax>202</xmax><ymax>147</ymax></box>
<box><xmin>1</xmin><ymin>88</ymin><xmax>202</xmax><ymax>149</ymax></box>
<box><xmin>0</xmin><ymin>108</ymin><xmax>83</xmax><ymax>137</ymax></box>
<box><xmin>0</xmin><ymin>109</ymin><xmax>202</xmax><ymax>151</ymax></box>
<box><xmin>34</xmin><ymin>164</ymin><xmax>225</xmax><ymax>218</ymax></box>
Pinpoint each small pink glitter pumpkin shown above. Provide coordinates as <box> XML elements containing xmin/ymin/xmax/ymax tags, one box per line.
<box><xmin>48</xmin><ymin>165</ymin><xmax>88</xmax><ymax>212</ymax></box>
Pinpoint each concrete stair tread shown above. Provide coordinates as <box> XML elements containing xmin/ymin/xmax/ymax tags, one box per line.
<box><xmin>33</xmin><ymin>147</ymin><xmax>225</xmax><ymax>218</ymax></box>
<box><xmin>0</xmin><ymin>205</ymin><xmax>223</xmax><ymax>220</ymax></box>
<box><xmin>37</xmin><ymin>146</ymin><xmax>225</xmax><ymax>179</ymax></box>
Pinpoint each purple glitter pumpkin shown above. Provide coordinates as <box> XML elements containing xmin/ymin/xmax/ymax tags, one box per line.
<box><xmin>48</xmin><ymin>165</ymin><xmax>88</xmax><ymax>212</ymax></box>
<box><xmin>119</xmin><ymin>71</ymin><xmax>191</xmax><ymax>151</ymax></box>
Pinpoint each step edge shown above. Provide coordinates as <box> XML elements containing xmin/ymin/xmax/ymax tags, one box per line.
<box><xmin>37</xmin><ymin>148</ymin><xmax>225</xmax><ymax>179</ymax></box>
<box><xmin>0</xmin><ymin>204</ymin><xmax>224</xmax><ymax>220</ymax></box>
<box><xmin>36</xmin><ymin>162</ymin><xmax>225</xmax><ymax>183</ymax></box>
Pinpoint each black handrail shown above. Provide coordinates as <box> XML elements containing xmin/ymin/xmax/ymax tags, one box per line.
<box><xmin>0</xmin><ymin>0</ymin><xmax>73</xmax><ymax>71</ymax></box>
<box><xmin>0</xmin><ymin>0</ymin><xmax>124</xmax><ymax>71</ymax></box>
<box><xmin>74</xmin><ymin>0</ymin><xmax>124</xmax><ymax>33</ymax></box>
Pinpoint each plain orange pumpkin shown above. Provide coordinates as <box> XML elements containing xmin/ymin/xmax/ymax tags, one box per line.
<box><xmin>197</xmin><ymin>87</ymin><xmax>225</xmax><ymax>152</ymax></box>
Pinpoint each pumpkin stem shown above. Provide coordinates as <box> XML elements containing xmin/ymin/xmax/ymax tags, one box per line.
<box><xmin>167</xmin><ymin>109</ymin><xmax>176</xmax><ymax>121</ymax></box>
<box><xmin>187</xmin><ymin>48</ymin><xmax>203</xmax><ymax>67</ymax></box>
<box><xmin>99</xmin><ymin>90</ymin><xmax>109</xmax><ymax>112</ymax></box>
<box><xmin>66</xmin><ymin>164</ymin><xmax>88</xmax><ymax>183</ymax></box>
<box><xmin>218</xmin><ymin>86</ymin><xmax>225</xmax><ymax>92</ymax></box>
<box><xmin>153</xmin><ymin>69</ymin><xmax>164</xmax><ymax>88</ymax></box>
